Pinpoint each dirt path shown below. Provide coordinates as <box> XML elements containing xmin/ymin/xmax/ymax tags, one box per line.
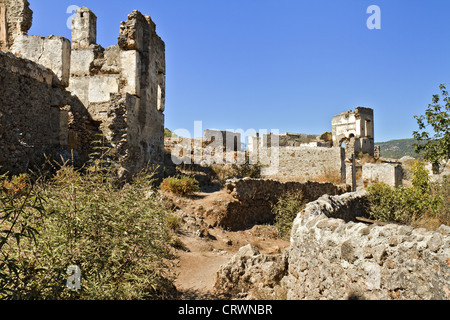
<box><xmin>174</xmin><ymin>235</ymin><xmax>231</xmax><ymax>299</ymax></box>
<box><xmin>166</xmin><ymin>190</ymin><xmax>290</xmax><ymax>300</ymax></box>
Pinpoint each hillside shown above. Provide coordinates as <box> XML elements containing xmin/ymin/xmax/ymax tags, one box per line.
<box><xmin>375</xmin><ymin>138</ymin><xmax>422</xmax><ymax>159</ymax></box>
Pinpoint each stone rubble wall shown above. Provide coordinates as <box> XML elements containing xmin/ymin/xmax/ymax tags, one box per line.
<box><xmin>215</xmin><ymin>244</ymin><xmax>288</xmax><ymax>298</ymax></box>
<box><xmin>216</xmin><ymin>190</ymin><xmax>450</xmax><ymax>300</ymax></box>
<box><xmin>283</xmin><ymin>191</ymin><xmax>450</xmax><ymax>299</ymax></box>
<box><xmin>260</xmin><ymin>146</ymin><xmax>346</xmax><ymax>183</ymax></box>
<box><xmin>362</xmin><ymin>162</ymin><xmax>403</xmax><ymax>187</ymax></box>
<box><xmin>0</xmin><ymin>51</ymin><xmax>98</xmax><ymax>174</ymax></box>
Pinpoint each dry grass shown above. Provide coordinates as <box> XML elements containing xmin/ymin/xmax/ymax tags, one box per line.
<box><xmin>314</xmin><ymin>168</ymin><xmax>343</xmax><ymax>185</ymax></box>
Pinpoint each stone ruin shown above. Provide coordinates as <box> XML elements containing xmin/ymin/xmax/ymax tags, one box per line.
<box><xmin>164</xmin><ymin>105</ymin><xmax>405</xmax><ymax>189</ymax></box>
<box><xmin>0</xmin><ymin>0</ymin><xmax>165</xmax><ymax>176</ymax></box>
<box><xmin>215</xmin><ymin>190</ymin><xmax>450</xmax><ymax>300</ymax></box>
<box><xmin>332</xmin><ymin>106</ymin><xmax>375</xmax><ymax>158</ymax></box>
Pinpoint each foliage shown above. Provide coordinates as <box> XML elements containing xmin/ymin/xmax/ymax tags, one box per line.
<box><xmin>430</xmin><ymin>175</ymin><xmax>450</xmax><ymax>227</ymax></box>
<box><xmin>164</xmin><ymin>128</ymin><xmax>178</xmax><ymax>139</ymax></box>
<box><xmin>413</xmin><ymin>84</ymin><xmax>450</xmax><ymax>169</ymax></box>
<box><xmin>160</xmin><ymin>176</ymin><xmax>200</xmax><ymax>196</ymax></box>
<box><xmin>0</xmin><ymin>173</ymin><xmax>46</xmax><ymax>300</ymax></box>
<box><xmin>367</xmin><ymin>161</ymin><xmax>444</xmax><ymax>227</ymax></box>
<box><xmin>272</xmin><ymin>191</ymin><xmax>307</xmax><ymax>240</ymax></box>
<box><xmin>411</xmin><ymin>160</ymin><xmax>430</xmax><ymax>193</ymax></box>
<box><xmin>231</xmin><ymin>161</ymin><xmax>262</xmax><ymax>180</ymax></box>
<box><xmin>0</xmin><ymin>164</ymin><xmax>178</xmax><ymax>300</ymax></box>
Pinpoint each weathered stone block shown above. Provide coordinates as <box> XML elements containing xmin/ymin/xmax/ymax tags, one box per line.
<box><xmin>0</xmin><ymin>3</ymin><xmax>6</xmax><ymax>49</ymax></box>
<box><xmin>88</xmin><ymin>75</ymin><xmax>119</xmax><ymax>103</ymax></box>
<box><xmin>120</xmin><ymin>49</ymin><xmax>140</xmax><ymax>95</ymax></box>
<box><xmin>11</xmin><ymin>34</ymin><xmax>71</xmax><ymax>87</ymax></box>
<box><xmin>70</xmin><ymin>48</ymin><xmax>95</xmax><ymax>76</ymax></box>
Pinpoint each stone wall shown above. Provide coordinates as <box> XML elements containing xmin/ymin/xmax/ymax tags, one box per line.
<box><xmin>0</xmin><ymin>0</ymin><xmax>32</xmax><ymax>51</ymax></box>
<box><xmin>362</xmin><ymin>162</ymin><xmax>403</xmax><ymax>187</ymax></box>
<box><xmin>11</xmin><ymin>34</ymin><xmax>71</xmax><ymax>87</ymax></box>
<box><xmin>216</xmin><ymin>190</ymin><xmax>450</xmax><ymax>300</ymax></box>
<box><xmin>282</xmin><ymin>191</ymin><xmax>450</xmax><ymax>300</ymax></box>
<box><xmin>261</xmin><ymin>146</ymin><xmax>346</xmax><ymax>183</ymax></box>
<box><xmin>1</xmin><ymin>2</ymin><xmax>166</xmax><ymax>176</ymax></box>
<box><xmin>214</xmin><ymin>178</ymin><xmax>351</xmax><ymax>230</ymax></box>
<box><xmin>67</xmin><ymin>8</ymin><xmax>166</xmax><ymax>175</ymax></box>
<box><xmin>0</xmin><ymin>51</ymin><xmax>97</xmax><ymax>174</ymax></box>
<box><xmin>166</xmin><ymin>136</ymin><xmax>246</xmax><ymax>166</ymax></box>
<box><xmin>332</xmin><ymin>107</ymin><xmax>375</xmax><ymax>158</ymax></box>
<box><xmin>203</xmin><ymin>129</ymin><xmax>242</xmax><ymax>152</ymax></box>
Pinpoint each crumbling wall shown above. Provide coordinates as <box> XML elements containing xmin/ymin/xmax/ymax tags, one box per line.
<box><xmin>0</xmin><ymin>0</ymin><xmax>32</xmax><ymax>51</ymax></box>
<box><xmin>215</xmin><ymin>244</ymin><xmax>288</xmax><ymax>297</ymax></box>
<box><xmin>68</xmin><ymin>8</ymin><xmax>166</xmax><ymax>175</ymax></box>
<box><xmin>11</xmin><ymin>34</ymin><xmax>71</xmax><ymax>87</ymax></box>
<box><xmin>0</xmin><ymin>2</ymin><xmax>167</xmax><ymax>175</ymax></box>
<box><xmin>261</xmin><ymin>146</ymin><xmax>346</xmax><ymax>183</ymax></box>
<box><xmin>203</xmin><ymin>129</ymin><xmax>242</xmax><ymax>152</ymax></box>
<box><xmin>282</xmin><ymin>191</ymin><xmax>450</xmax><ymax>300</ymax></box>
<box><xmin>166</xmin><ymin>136</ymin><xmax>246</xmax><ymax>167</ymax></box>
<box><xmin>216</xmin><ymin>191</ymin><xmax>450</xmax><ymax>300</ymax></box>
<box><xmin>0</xmin><ymin>51</ymin><xmax>97</xmax><ymax>174</ymax></box>
<box><xmin>362</xmin><ymin>162</ymin><xmax>403</xmax><ymax>187</ymax></box>
<box><xmin>332</xmin><ymin>107</ymin><xmax>375</xmax><ymax>158</ymax></box>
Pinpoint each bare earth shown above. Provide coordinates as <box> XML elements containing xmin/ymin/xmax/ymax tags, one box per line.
<box><xmin>166</xmin><ymin>189</ymin><xmax>290</xmax><ymax>300</ymax></box>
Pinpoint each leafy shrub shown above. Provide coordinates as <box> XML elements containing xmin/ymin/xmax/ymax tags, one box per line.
<box><xmin>411</xmin><ymin>160</ymin><xmax>430</xmax><ymax>193</ymax></box>
<box><xmin>430</xmin><ymin>175</ymin><xmax>450</xmax><ymax>227</ymax></box>
<box><xmin>160</xmin><ymin>176</ymin><xmax>200</xmax><ymax>196</ymax></box>
<box><xmin>0</xmin><ymin>165</ymin><xmax>178</xmax><ymax>300</ymax></box>
<box><xmin>272</xmin><ymin>191</ymin><xmax>307</xmax><ymax>240</ymax></box>
<box><xmin>367</xmin><ymin>161</ymin><xmax>444</xmax><ymax>227</ymax></box>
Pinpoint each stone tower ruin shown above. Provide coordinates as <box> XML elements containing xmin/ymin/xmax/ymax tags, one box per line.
<box><xmin>331</xmin><ymin>107</ymin><xmax>375</xmax><ymax>158</ymax></box>
<box><xmin>0</xmin><ymin>1</ymin><xmax>166</xmax><ymax>176</ymax></box>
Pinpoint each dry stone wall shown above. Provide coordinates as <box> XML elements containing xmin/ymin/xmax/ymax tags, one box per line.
<box><xmin>283</xmin><ymin>192</ymin><xmax>450</xmax><ymax>299</ymax></box>
<box><xmin>362</xmin><ymin>162</ymin><xmax>403</xmax><ymax>187</ymax></box>
<box><xmin>216</xmin><ymin>190</ymin><xmax>450</xmax><ymax>300</ymax></box>
<box><xmin>261</xmin><ymin>146</ymin><xmax>346</xmax><ymax>183</ymax></box>
<box><xmin>0</xmin><ymin>51</ymin><xmax>97</xmax><ymax>174</ymax></box>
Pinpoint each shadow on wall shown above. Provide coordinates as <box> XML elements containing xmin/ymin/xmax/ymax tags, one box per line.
<box><xmin>0</xmin><ymin>51</ymin><xmax>100</xmax><ymax>176</ymax></box>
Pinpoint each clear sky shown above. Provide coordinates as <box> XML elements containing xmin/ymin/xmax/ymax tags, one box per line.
<box><xmin>29</xmin><ymin>0</ymin><xmax>450</xmax><ymax>142</ymax></box>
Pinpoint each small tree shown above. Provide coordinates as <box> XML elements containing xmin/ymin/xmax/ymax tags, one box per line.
<box><xmin>413</xmin><ymin>84</ymin><xmax>450</xmax><ymax>172</ymax></box>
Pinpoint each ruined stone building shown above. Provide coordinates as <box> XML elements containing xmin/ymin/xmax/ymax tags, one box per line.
<box><xmin>0</xmin><ymin>0</ymin><xmax>165</xmax><ymax>176</ymax></box>
<box><xmin>332</xmin><ymin>107</ymin><xmax>375</xmax><ymax>158</ymax></box>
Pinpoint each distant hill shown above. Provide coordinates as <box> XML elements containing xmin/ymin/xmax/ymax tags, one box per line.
<box><xmin>375</xmin><ymin>138</ymin><xmax>423</xmax><ymax>159</ymax></box>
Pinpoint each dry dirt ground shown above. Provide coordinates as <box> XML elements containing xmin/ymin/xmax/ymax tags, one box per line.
<box><xmin>164</xmin><ymin>189</ymin><xmax>290</xmax><ymax>300</ymax></box>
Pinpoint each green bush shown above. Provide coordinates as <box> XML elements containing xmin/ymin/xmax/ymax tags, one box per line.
<box><xmin>367</xmin><ymin>161</ymin><xmax>444</xmax><ymax>227</ymax></box>
<box><xmin>272</xmin><ymin>191</ymin><xmax>307</xmax><ymax>240</ymax></box>
<box><xmin>0</xmin><ymin>165</ymin><xmax>178</xmax><ymax>300</ymax></box>
<box><xmin>411</xmin><ymin>160</ymin><xmax>430</xmax><ymax>193</ymax></box>
<box><xmin>430</xmin><ymin>175</ymin><xmax>450</xmax><ymax>226</ymax></box>
<box><xmin>160</xmin><ymin>176</ymin><xmax>200</xmax><ymax>196</ymax></box>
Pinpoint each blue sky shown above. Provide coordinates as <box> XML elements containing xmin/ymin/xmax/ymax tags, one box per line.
<box><xmin>29</xmin><ymin>0</ymin><xmax>450</xmax><ymax>142</ymax></box>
